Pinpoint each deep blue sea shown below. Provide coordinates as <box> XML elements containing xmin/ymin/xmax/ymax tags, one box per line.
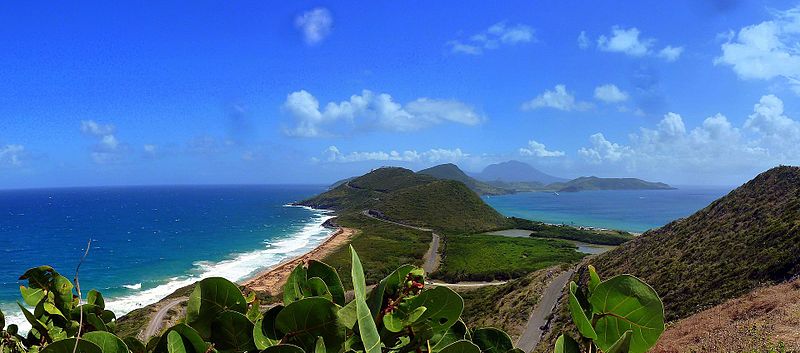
<box><xmin>484</xmin><ymin>186</ymin><xmax>734</xmax><ymax>233</ymax></box>
<box><xmin>0</xmin><ymin>185</ymin><xmax>331</xmax><ymax>330</ymax></box>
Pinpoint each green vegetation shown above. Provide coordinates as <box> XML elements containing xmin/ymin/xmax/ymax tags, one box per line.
<box><xmin>417</xmin><ymin>163</ymin><xmax>510</xmax><ymax>196</ymax></box>
<box><xmin>321</xmin><ymin>214</ymin><xmax>431</xmax><ymax>288</ymax></box>
<box><xmin>548</xmin><ymin>176</ymin><xmax>674</xmax><ymax>192</ymax></box>
<box><xmin>2</xmin><ymin>249</ymin><xmax>521</xmax><ymax>353</ymax></box>
<box><xmin>553</xmin><ymin>266</ymin><xmax>665</xmax><ymax>353</ymax></box>
<box><xmin>509</xmin><ymin>218</ymin><xmax>634</xmax><ymax>246</ymax></box>
<box><xmin>432</xmin><ymin>234</ymin><xmax>584</xmax><ymax>282</ymax></box>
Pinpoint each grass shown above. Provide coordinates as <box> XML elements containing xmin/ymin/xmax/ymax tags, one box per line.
<box><xmin>509</xmin><ymin>217</ymin><xmax>633</xmax><ymax>245</ymax></box>
<box><xmin>432</xmin><ymin>234</ymin><xmax>584</xmax><ymax>282</ymax></box>
<box><xmin>320</xmin><ymin>213</ymin><xmax>432</xmax><ymax>288</ymax></box>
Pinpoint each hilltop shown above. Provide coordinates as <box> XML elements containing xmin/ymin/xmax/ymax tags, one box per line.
<box><xmin>299</xmin><ymin>166</ymin><xmax>510</xmax><ymax>233</ymax></box>
<box><xmin>473</xmin><ymin>160</ymin><xmax>566</xmax><ymax>184</ymax></box>
<box><xmin>417</xmin><ymin>163</ymin><xmax>511</xmax><ymax>195</ymax></box>
<box><xmin>549</xmin><ymin>176</ymin><xmax>675</xmax><ymax>192</ymax></box>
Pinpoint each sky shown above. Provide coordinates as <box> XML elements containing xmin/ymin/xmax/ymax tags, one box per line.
<box><xmin>2</xmin><ymin>0</ymin><xmax>800</xmax><ymax>188</ymax></box>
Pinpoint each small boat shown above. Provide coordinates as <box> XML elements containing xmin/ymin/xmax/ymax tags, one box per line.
<box><xmin>553</xmin><ymin>192</ymin><xmax>560</xmax><ymax>196</ymax></box>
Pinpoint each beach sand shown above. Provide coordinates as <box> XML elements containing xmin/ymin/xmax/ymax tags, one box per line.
<box><xmin>241</xmin><ymin>227</ymin><xmax>357</xmax><ymax>295</ymax></box>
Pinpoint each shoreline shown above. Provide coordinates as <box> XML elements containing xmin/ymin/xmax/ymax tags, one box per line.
<box><xmin>241</xmin><ymin>226</ymin><xmax>357</xmax><ymax>295</ymax></box>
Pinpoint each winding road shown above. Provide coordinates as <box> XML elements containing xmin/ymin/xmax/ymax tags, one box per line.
<box><xmin>360</xmin><ymin>210</ymin><xmax>440</xmax><ymax>274</ymax></box>
<box><xmin>143</xmin><ymin>297</ymin><xmax>185</xmax><ymax>339</ymax></box>
<box><xmin>515</xmin><ymin>268</ymin><xmax>575</xmax><ymax>353</ymax></box>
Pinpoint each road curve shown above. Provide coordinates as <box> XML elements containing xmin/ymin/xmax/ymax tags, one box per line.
<box><xmin>361</xmin><ymin>210</ymin><xmax>440</xmax><ymax>274</ymax></box>
<box><xmin>516</xmin><ymin>269</ymin><xmax>575</xmax><ymax>353</ymax></box>
<box><xmin>143</xmin><ymin>297</ymin><xmax>185</xmax><ymax>339</ymax></box>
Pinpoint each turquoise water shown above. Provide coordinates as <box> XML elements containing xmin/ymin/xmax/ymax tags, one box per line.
<box><xmin>484</xmin><ymin>186</ymin><xmax>733</xmax><ymax>233</ymax></box>
<box><xmin>0</xmin><ymin>185</ymin><xmax>331</xmax><ymax>330</ymax></box>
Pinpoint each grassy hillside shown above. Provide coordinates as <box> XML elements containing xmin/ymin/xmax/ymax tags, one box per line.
<box><xmin>376</xmin><ymin>179</ymin><xmax>512</xmax><ymax>233</ymax></box>
<box><xmin>509</xmin><ymin>217</ymin><xmax>634</xmax><ymax>245</ymax></box>
<box><xmin>418</xmin><ymin>163</ymin><xmax>511</xmax><ymax>195</ymax></box>
<box><xmin>548</xmin><ymin>176</ymin><xmax>674</xmax><ymax>192</ymax></box>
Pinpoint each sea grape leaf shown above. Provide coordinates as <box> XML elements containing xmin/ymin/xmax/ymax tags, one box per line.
<box><xmin>407</xmin><ymin>286</ymin><xmax>463</xmax><ymax>335</ymax></box>
<box><xmin>276</xmin><ymin>297</ymin><xmax>346</xmax><ymax>353</ymax></box>
<box><xmin>383</xmin><ymin>306</ymin><xmax>426</xmax><ymax>333</ymax></box>
<box><xmin>553</xmin><ymin>334</ymin><xmax>580</xmax><ymax>353</ymax></box>
<box><xmin>17</xmin><ymin>303</ymin><xmax>51</xmax><ymax>342</ymax></box>
<box><xmin>86</xmin><ymin>290</ymin><xmax>104</xmax><ymax>309</ymax></box>
<box><xmin>438</xmin><ymin>340</ymin><xmax>481</xmax><ymax>353</ymax></box>
<box><xmin>211</xmin><ymin>310</ymin><xmax>256</xmax><ymax>353</ymax></box>
<box><xmin>84</xmin><ymin>313</ymin><xmax>108</xmax><ymax>332</ymax></box>
<box><xmin>315</xmin><ymin>336</ymin><xmax>326</xmax><ymax>353</ymax></box>
<box><xmin>123</xmin><ymin>337</ymin><xmax>147</xmax><ymax>353</ymax></box>
<box><xmin>246</xmin><ymin>298</ymin><xmax>262</xmax><ymax>323</ymax></box>
<box><xmin>351</xmin><ymin>246</ymin><xmax>381</xmax><ymax>353</ymax></box>
<box><xmin>606</xmin><ymin>330</ymin><xmax>633</xmax><ymax>353</ymax></box>
<box><xmin>307</xmin><ymin>260</ymin><xmax>346</xmax><ymax>305</ymax></box>
<box><xmin>588</xmin><ymin>265</ymin><xmax>601</xmax><ymax>295</ymax></box>
<box><xmin>39</xmin><ymin>338</ymin><xmax>102</xmax><ymax>353</ymax></box>
<box><xmin>589</xmin><ymin>275</ymin><xmax>665</xmax><ymax>353</ymax></box>
<box><xmin>254</xmin><ymin>305</ymin><xmax>283</xmax><ymax>350</ymax></box>
<box><xmin>19</xmin><ymin>286</ymin><xmax>45</xmax><ymax>306</ymax></box>
<box><xmin>154</xmin><ymin>323</ymin><xmax>210</xmax><ymax>353</ymax></box>
<box><xmin>431</xmin><ymin>320</ymin><xmax>468</xmax><ymax>352</ymax></box>
<box><xmin>166</xmin><ymin>331</ymin><xmax>187</xmax><ymax>353</ymax></box>
<box><xmin>83</xmin><ymin>331</ymin><xmax>129</xmax><ymax>353</ymax></box>
<box><xmin>337</xmin><ymin>300</ymin><xmax>357</xmax><ymax>329</ymax></box>
<box><xmin>52</xmin><ymin>275</ymin><xmax>75</xmax><ymax>312</ymax></box>
<box><xmin>304</xmin><ymin>277</ymin><xmax>333</xmax><ymax>301</ymax></box>
<box><xmin>261</xmin><ymin>344</ymin><xmax>305</xmax><ymax>353</ymax></box>
<box><xmin>471</xmin><ymin>328</ymin><xmax>514</xmax><ymax>353</ymax></box>
<box><xmin>186</xmin><ymin>277</ymin><xmax>247</xmax><ymax>338</ymax></box>
<box><xmin>283</xmin><ymin>264</ymin><xmax>307</xmax><ymax>306</ymax></box>
<box><xmin>19</xmin><ymin>266</ymin><xmax>57</xmax><ymax>289</ymax></box>
<box><xmin>568</xmin><ymin>281</ymin><xmax>596</xmax><ymax>340</ymax></box>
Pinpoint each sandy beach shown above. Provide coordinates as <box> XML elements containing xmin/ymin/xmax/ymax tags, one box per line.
<box><xmin>241</xmin><ymin>226</ymin><xmax>358</xmax><ymax>295</ymax></box>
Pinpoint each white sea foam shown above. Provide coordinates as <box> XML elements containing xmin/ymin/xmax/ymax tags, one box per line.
<box><xmin>4</xmin><ymin>208</ymin><xmax>335</xmax><ymax>333</ymax></box>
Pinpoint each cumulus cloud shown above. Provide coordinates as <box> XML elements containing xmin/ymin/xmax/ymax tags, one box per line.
<box><xmin>80</xmin><ymin>120</ymin><xmax>124</xmax><ymax>164</ymax></box>
<box><xmin>283</xmin><ymin>90</ymin><xmax>483</xmax><ymax>137</ymax></box>
<box><xmin>577</xmin><ymin>31</ymin><xmax>590</xmax><ymax>49</ymax></box>
<box><xmin>578</xmin><ymin>133</ymin><xmax>633</xmax><ymax>163</ymax></box>
<box><xmin>521</xmin><ymin>84</ymin><xmax>592</xmax><ymax>112</ymax></box>
<box><xmin>715</xmin><ymin>6</ymin><xmax>800</xmax><ymax>92</ymax></box>
<box><xmin>448</xmin><ymin>21</ymin><xmax>535</xmax><ymax>55</ymax></box>
<box><xmin>295</xmin><ymin>7</ymin><xmax>333</xmax><ymax>45</ymax></box>
<box><xmin>0</xmin><ymin>144</ymin><xmax>25</xmax><ymax>167</ymax></box>
<box><xmin>323</xmin><ymin>146</ymin><xmax>469</xmax><ymax>164</ymax></box>
<box><xmin>658</xmin><ymin>45</ymin><xmax>684</xmax><ymax>62</ymax></box>
<box><xmin>744</xmin><ymin>94</ymin><xmax>800</xmax><ymax>155</ymax></box>
<box><xmin>596</xmin><ymin>26</ymin><xmax>683</xmax><ymax>61</ymax></box>
<box><xmin>518</xmin><ymin>140</ymin><xmax>565</xmax><ymax>157</ymax></box>
<box><xmin>594</xmin><ymin>84</ymin><xmax>629</xmax><ymax>103</ymax></box>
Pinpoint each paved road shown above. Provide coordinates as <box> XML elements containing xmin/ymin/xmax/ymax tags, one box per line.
<box><xmin>361</xmin><ymin>210</ymin><xmax>440</xmax><ymax>274</ymax></box>
<box><xmin>143</xmin><ymin>298</ymin><xmax>185</xmax><ymax>339</ymax></box>
<box><xmin>516</xmin><ymin>269</ymin><xmax>575</xmax><ymax>353</ymax></box>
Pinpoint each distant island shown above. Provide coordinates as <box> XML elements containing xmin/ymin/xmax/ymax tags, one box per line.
<box><xmin>335</xmin><ymin>160</ymin><xmax>676</xmax><ymax>196</ymax></box>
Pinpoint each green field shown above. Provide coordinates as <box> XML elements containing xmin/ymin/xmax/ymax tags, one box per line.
<box><xmin>321</xmin><ymin>213</ymin><xmax>432</xmax><ymax>288</ymax></box>
<box><xmin>432</xmin><ymin>234</ymin><xmax>585</xmax><ymax>282</ymax></box>
<box><xmin>509</xmin><ymin>217</ymin><xmax>634</xmax><ymax>245</ymax></box>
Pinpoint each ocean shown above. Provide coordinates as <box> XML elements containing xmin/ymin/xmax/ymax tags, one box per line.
<box><xmin>483</xmin><ymin>186</ymin><xmax>733</xmax><ymax>233</ymax></box>
<box><xmin>0</xmin><ymin>185</ymin><xmax>332</xmax><ymax>330</ymax></box>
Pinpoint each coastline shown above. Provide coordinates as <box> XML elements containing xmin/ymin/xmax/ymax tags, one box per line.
<box><xmin>241</xmin><ymin>226</ymin><xmax>357</xmax><ymax>295</ymax></box>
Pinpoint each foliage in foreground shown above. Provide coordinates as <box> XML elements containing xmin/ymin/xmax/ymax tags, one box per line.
<box><xmin>554</xmin><ymin>266</ymin><xmax>665</xmax><ymax>353</ymax></box>
<box><xmin>1</xmin><ymin>247</ymin><xmax>522</xmax><ymax>353</ymax></box>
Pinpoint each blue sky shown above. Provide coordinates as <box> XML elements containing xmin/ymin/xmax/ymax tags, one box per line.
<box><xmin>2</xmin><ymin>0</ymin><xmax>800</xmax><ymax>188</ymax></box>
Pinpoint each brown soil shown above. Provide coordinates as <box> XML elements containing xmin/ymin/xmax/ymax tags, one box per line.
<box><xmin>653</xmin><ymin>279</ymin><xmax>800</xmax><ymax>353</ymax></box>
<box><xmin>241</xmin><ymin>227</ymin><xmax>357</xmax><ymax>295</ymax></box>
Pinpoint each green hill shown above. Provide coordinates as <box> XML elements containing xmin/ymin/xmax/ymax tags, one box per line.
<box><xmin>418</xmin><ymin>163</ymin><xmax>511</xmax><ymax>195</ymax></box>
<box><xmin>300</xmin><ymin>167</ymin><xmax>510</xmax><ymax>233</ymax></box>
<box><xmin>548</xmin><ymin>176</ymin><xmax>675</xmax><ymax>192</ymax></box>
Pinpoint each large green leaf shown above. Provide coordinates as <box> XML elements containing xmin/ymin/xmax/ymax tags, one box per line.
<box><xmin>606</xmin><ymin>330</ymin><xmax>633</xmax><ymax>353</ymax></box>
<box><xmin>211</xmin><ymin>310</ymin><xmax>256</xmax><ymax>353</ymax></box>
<box><xmin>261</xmin><ymin>344</ymin><xmax>305</xmax><ymax>353</ymax></box>
<box><xmin>52</xmin><ymin>275</ymin><xmax>75</xmax><ymax>312</ymax></box>
<box><xmin>167</xmin><ymin>331</ymin><xmax>187</xmax><ymax>353</ymax></box>
<box><xmin>39</xmin><ymin>338</ymin><xmax>102</xmax><ymax>353</ymax></box>
<box><xmin>19</xmin><ymin>286</ymin><xmax>45</xmax><ymax>306</ymax></box>
<box><xmin>18</xmin><ymin>302</ymin><xmax>52</xmax><ymax>342</ymax></box>
<box><xmin>350</xmin><ymin>246</ymin><xmax>381</xmax><ymax>353</ymax></box>
<box><xmin>408</xmin><ymin>286</ymin><xmax>463</xmax><ymax>335</ymax></box>
<box><xmin>186</xmin><ymin>277</ymin><xmax>247</xmax><ymax>338</ymax></box>
<box><xmin>589</xmin><ymin>275</ymin><xmax>665</xmax><ymax>353</ymax></box>
<box><xmin>588</xmin><ymin>265</ymin><xmax>601</xmax><ymax>295</ymax></box>
<box><xmin>553</xmin><ymin>334</ymin><xmax>580</xmax><ymax>353</ymax></box>
<box><xmin>431</xmin><ymin>320</ymin><xmax>468</xmax><ymax>352</ymax></box>
<box><xmin>471</xmin><ymin>328</ymin><xmax>513</xmax><ymax>353</ymax></box>
<box><xmin>568</xmin><ymin>281</ymin><xmax>596</xmax><ymax>340</ymax></box>
<box><xmin>307</xmin><ymin>260</ymin><xmax>346</xmax><ymax>305</ymax></box>
<box><xmin>438</xmin><ymin>340</ymin><xmax>481</xmax><ymax>353</ymax></box>
<box><xmin>366</xmin><ymin>265</ymin><xmax>417</xmax><ymax>320</ymax></box>
<box><xmin>304</xmin><ymin>277</ymin><xmax>333</xmax><ymax>301</ymax></box>
<box><xmin>315</xmin><ymin>337</ymin><xmax>326</xmax><ymax>353</ymax></box>
<box><xmin>154</xmin><ymin>324</ymin><xmax>210</xmax><ymax>353</ymax></box>
<box><xmin>337</xmin><ymin>300</ymin><xmax>357</xmax><ymax>329</ymax></box>
<box><xmin>276</xmin><ymin>297</ymin><xmax>346</xmax><ymax>353</ymax></box>
<box><xmin>82</xmin><ymin>331</ymin><xmax>129</xmax><ymax>353</ymax></box>
<box><xmin>283</xmin><ymin>264</ymin><xmax>307</xmax><ymax>306</ymax></box>
<box><xmin>254</xmin><ymin>305</ymin><xmax>283</xmax><ymax>350</ymax></box>
<box><xmin>86</xmin><ymin>290</ymin><xmax>104</xmax><ymax>309</ymax></box>
<box><xmin>122</xmin><ymin>337</ymin><xmax>147</xmax><ymax>353</ymax></box>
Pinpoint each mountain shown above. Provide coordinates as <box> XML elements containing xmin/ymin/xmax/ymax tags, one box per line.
<box><xmin>535</xmin><ymin>166</ymin><xmax>800</xmax><ymax>351</ymax></box>
<box><xmin>417</xmin><ymin>163</ymin><xmax>511</xmax><ymax>195</ymax></box>
<box><xmin>473</xmin><ymin>160</ymin><xmax>566</xmax><ymax>184</ymax></box>
<box><xmin>299</xmin><ymin>167</ymin><xmax>510</xmax><ymax>233</ymax></box>
<box><xmin>549</xmin><ymin>176</ymin><xmax>675</xmax><ymax>192</ymax></box>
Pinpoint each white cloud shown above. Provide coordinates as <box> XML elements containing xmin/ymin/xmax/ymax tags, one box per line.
<box><xmin>744</xmin><ymin>94</ymin><xmax>800</xmax><ymax>155</ymax></box>
<box><xmin>577</xmin><ymin>31</ymin><xmax>590</xmax><ymax>49</ymax></box>
<box><xmin>295</xmin><ymin>7</ymin><xmax>333</xmax><ymax>45</ymax></box>
<box><xmin>143</xmin><ymin>144</ymin><xmax>157</xmax><ymax>154</ymax></box>
<box><xmin>0</xmin><ymin>144</ymin><xmax>25</xmax><ymax>167</ymax></box>
<box><xmin>323</xmin><ymin>146</ymin><xmax>469</xmax><ymax>164</ymax></box>
<box><xmin>593</xmin><ymin>84</ymin><xmax>629</xmax><ymax>103</ymax></box>
<box><xmin>658</xmin><ymin>45</ymin><xmax>684</xmax><ymax>62</ymax></box>
<box><xmin>519</xmin><ymin>140</ymin><xmax>565</xmax><ymax>157</ymax></box>
<box><xmin>521</xmin><ymin>84</ymin><xmax>592</xmax><ymax>111</ymax></box>
<box><xmin>80</xmin><ymin>120</ymin><xmax>115</xmax><ymax>136</ymax></box>
<box><xmin>283</xmin><ymin>90</ymin><xmax>483</xmax><ymax>137</ymax></box>
<box><xmin>715</xmin><ymin>6</ymin><xmax>800</xmax><ymax>92</ymax></box>
<box><xmin>448</xmin><ymin>21</ymin><xmax>535</xmax><ymax>55</ymax></box>
<box><xmin>597</xmin><ymin>26</ymin><xmax>654</xmax><ymax>56</ymax></box>
<box><xmin>80</xmin><ymin>120</ymin><xmax>124</xmax><ymax>164</ymax></box>
<box><xmin>578</xmin><ymin>133</ymin><xmax>632</xmax><ymax>163</ymax></box>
